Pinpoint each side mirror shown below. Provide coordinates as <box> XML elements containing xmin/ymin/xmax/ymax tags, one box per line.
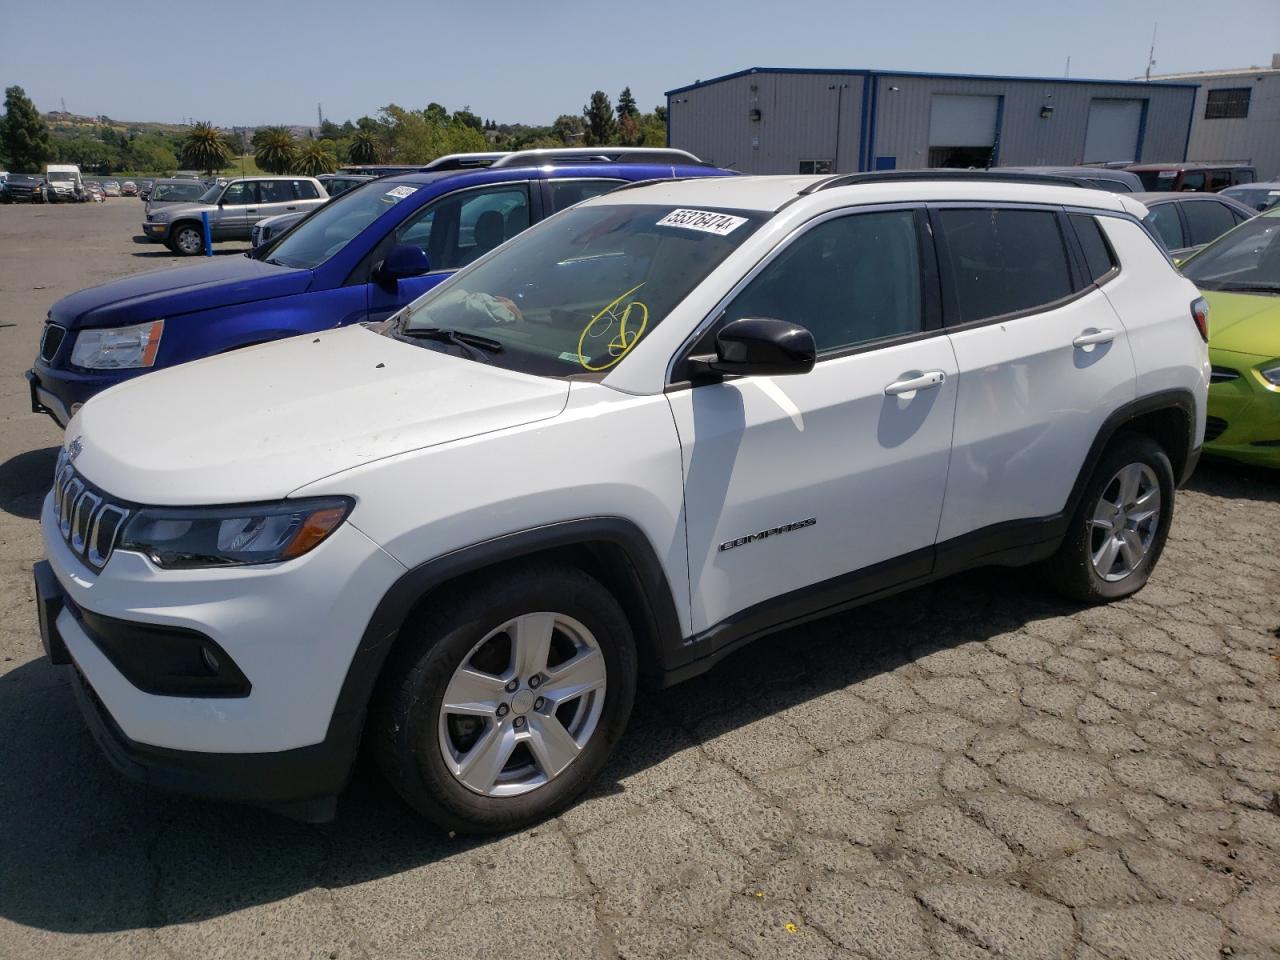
<box><xmin>692</xmin><ymin>317</ymin><xmax>816</xmax><ymax>378</ymax></box>
<box><xmin>373</xmin><ymin>244</ymin><xmax>431</xmax><ymax>287</ymax></box>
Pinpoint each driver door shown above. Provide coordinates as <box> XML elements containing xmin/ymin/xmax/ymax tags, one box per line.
<box><xmin>213</xmin><ymin>181</ymin><xmax>258</xmax><ymax>239</ymax></box>
<box><xmin>366</xmin><ymin>181</ymin><xmax>535</xmax><ymax>323</ymax></box>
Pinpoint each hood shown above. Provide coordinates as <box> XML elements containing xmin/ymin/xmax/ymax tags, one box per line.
<box><xmin>149</xmin><ymin>200</ymin><xmax>213</xmax><ymax>218</ymax></box>
<box><xmin>1205</xmin><ymin>290</ymin><xmax>1280</xmax><ymax>359</ymax></box>
<box><xmin>66</xmin><ymin>325</ymin><xmax>571</xmax><ymax>505</ymax></box>
<box><xmin>50</xmin><ymin>256</ymin><xmax>311</xmax><ymax>330</ymax></box>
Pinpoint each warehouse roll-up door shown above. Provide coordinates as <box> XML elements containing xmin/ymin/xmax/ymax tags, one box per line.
<box><xmin>929</xmin><ymin>95</ymin><xmax>1000</xmax><ymax>167</ymax></box>
<box><xmin>1083</xmin><ymin>99</ymin><xmax>1144</xmax><ymax>163</ymax></box>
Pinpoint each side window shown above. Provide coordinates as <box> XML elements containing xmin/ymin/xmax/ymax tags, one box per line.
<box><xmin>1206</xmin><ymin>170</ymin><xmax>1232</xmax><ymax>192</ymax></box>
<box><xmin>221</xmin><ymin>182</ymin><xmax>255</xmax><ymax>205</ymax></box>
<box><xmin>1183</xmin><ymin>200</ymin><xmax>1239</xmax><ymax>247</ymax></box>
<box><xmin>1070</xmin><ymin>214</ymin><xmax>1118</xmax><ymax>284</ymax></box>
<box><xmin>1232</xmin><ymin>170</ymin><xmax>1255</xmax><ymax>185</ymax></box>
<box><xmin>724</xmin><ymin>210</ymin><xmax>922</xmax><ymax>353</ymax></box>
<box><xmin>935</xmin><ymin>208</ymin><xmax>1073</xmax><ymax>323</ymax></box>
<box><xmin>1145</xmin><ymin>204</ymin><xmax>1184</xmax><ymax>250</ymax></box>
<box><xmin>548</xmin><ymin>179</ymin><xmax>625</xmax><ymax>214</ymax></box>
<box><xmin>258</xmin><ymin>180</ymin><xmax>293</xmax><ymax>203</ymax></box>
<box><xmin>293</xmin><ymin>180</ymin><xmax>321</xmax><ymax>200</ymax></box>
<box><xmin>1179</xmin><ymin>172</ymin><xmax>1206</xmax><ymax>192</ymax></box>
<box><xmin>393</xmin><ymin>184</ymin><xmax>531</xmax><ymax>271</ymax></box>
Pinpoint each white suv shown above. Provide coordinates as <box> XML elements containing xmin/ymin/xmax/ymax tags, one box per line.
<box><xmin>35</xmin><ymin>173</ymin><xmax>1209</xmax><ymax>832</ymax></box>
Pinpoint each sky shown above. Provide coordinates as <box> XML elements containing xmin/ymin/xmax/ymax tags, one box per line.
<box><xmin>4</xmin><ymin>0</ymin><xmax>1278</xmax><ymax>128</ymax></box>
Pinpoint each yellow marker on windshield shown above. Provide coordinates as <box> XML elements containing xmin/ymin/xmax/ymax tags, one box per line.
<box><xmin>577</xmin><ymin>283</ymin><xmax>648</xmax><ymax>372</ymax></box>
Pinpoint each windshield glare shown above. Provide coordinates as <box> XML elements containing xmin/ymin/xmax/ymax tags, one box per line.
<box><xmin>395</xmin><ymin>203</ymin><xmax>764</xmax><ymax>378</ymax></box>
<box><xmin>1181</xmin><ymin>216</ymin><xmax>1280</xmax><ymax>291</ymax></box>
<box><xmin>152</xmin><ymin>183</ymin><xmax>204</xmax><ymax>201</ymax></box>
<box><xmin>263</xmin><ymin>179</ymin><xmax>424</xmax><ymax>269</ymax></box>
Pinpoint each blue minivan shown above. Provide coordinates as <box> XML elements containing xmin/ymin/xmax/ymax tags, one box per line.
<box><xmin>28</xmin><ymin>157</ymin><xmax>733</xmax><ymax>426</ymax></box>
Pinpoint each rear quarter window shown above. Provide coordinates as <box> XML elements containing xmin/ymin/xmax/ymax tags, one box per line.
<box><xmin>1070</xmin><ymin>214</ymin><xmax>1118</xmax><ymax>283</ymax></box>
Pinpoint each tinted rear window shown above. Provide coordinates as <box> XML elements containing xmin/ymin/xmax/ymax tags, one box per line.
<box><xmin>935</xmin><ymin>208</ymin><xmax>1074</xmax><ymax>323</ymax></box>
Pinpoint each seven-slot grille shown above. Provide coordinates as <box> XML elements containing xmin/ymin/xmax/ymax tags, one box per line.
<box><xmin>51</xmin><ymin>452</ymin><xmax>130</xmax><ymax>571</ymax></box>
<box><xmin>39</xmin><ymin>323</ymin><xmax>67</xmax><ymax>361</ymax></box>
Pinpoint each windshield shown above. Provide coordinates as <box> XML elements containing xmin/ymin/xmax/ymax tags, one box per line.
<box><xmin>1180</xmin><ymin>215</ymin><xmax>1280</xmax><ymax>293</ymax></box>
<box><xmin>1136</xmin><ymin>170</ymin><xmax>1177</xmax><ymax>191</ymax></box>
<box><xmin>48</xmin><ymin>172</ymin><xmax>75</xmax><ymax>182</ymax></box>
<box><xmin>393</xmin><ymin>203</ymin><xmax>765</xmax><ymax>378</ymax></box>
<box><xmin>263</xmin><ymin>179</ymin><xmax>426</xmax><ymax>269</ymax></box>
<box><xmin>152</xmin><ymin>182</ymin><xmax>204</xmax><ymax>202</ymax></box>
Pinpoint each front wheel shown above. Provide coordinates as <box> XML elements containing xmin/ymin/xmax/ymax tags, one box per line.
<box><xmin>372</xmin><ymin>562</ymin><xmax>637</xmax><ymax>833</ymax></box>
<box><xmin>1041</xmin><ymin>432</ymin><xmax>1175</xmax><ymax>602</ymax></box>
<box><xmin>169</xmin><ymin>222</ymin><xmax>205</xmax><ymax>256</ymax></box>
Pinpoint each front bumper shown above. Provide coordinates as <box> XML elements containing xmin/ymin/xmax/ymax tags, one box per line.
<box><xmin>38</xmin><ymin>490</ymin><xmax>407</xmax><ymax>816</ymax></box>
<box><xmin>1205</xmin><ymin>349</ymin><xmax>1280</xmax><ymax>467</ymax></box>
<box><xmin>27</xmin><ymin>363</ymin><xmax>142</xmax><ymax>428</ymax></box>
<box><xmin>142</xmin><ymin>221</ymin><xmax>169</xmax><ymax>239</ymax></box>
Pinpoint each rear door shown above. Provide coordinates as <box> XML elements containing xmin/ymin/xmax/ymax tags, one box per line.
<box><xmin>932</xmin><ymin>204</ymin><xmax>1136</xmax><ymax>546</ymax></box>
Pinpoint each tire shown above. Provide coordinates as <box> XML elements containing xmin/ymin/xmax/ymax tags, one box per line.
<box><xmin>372</xmin><ymin>561</ymin><xmax>637</xmax><ymax>834</ymax></box>
<box><xmin>1040</xmin><ymin>431</ymin><xmax>1175</xmax><ymax>603</ymax></box>
<box><xmin>169</xmin><ymin>221</ymin><xmax>205</xmax><ymax>256</ymax></box>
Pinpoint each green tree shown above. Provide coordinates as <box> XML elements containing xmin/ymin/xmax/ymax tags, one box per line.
<box><xmin>453</xmin><ymin>108</ymin><xmax>483</xmax><ymax>131</ymax></box>
<box><xmin>1</xmin><ymin>85</ymin><xmax>52</xmax><ymax>170</ymax></box>
<box><xmin>582</xmin><ymin>91</ymin><xmax>616</xmax><ymax>146</ymax></box>
<box><xmin>180</xmin><ymin>121</ymin><xmax>232</xmax><ymax>176</ymax></box>
<box><xmin>616</xmin><ymin>86</ymin><xmax>638</xmax><ymax>120</ymax></box>
<box><xmin>253</xmin><ymin>125</ymin><xmax>297</xmax><ymax>174</ymax></box>
<box><xmin>551</xmin><ymin>114</ymin><xmax>584</xmax><ymax>145</ymax></box>
<box><xmin>126</xmin><ymin>133</ymin><xmax>177</xmax><ymax>173</ymax></box>
<box><xmin>348</xmin><ymin>128</ymin><xmax>382</xmax><ymax>164</ymax></box>
<box><xmin>54</xmin><ymin>135</ymin><xmax>120</xmax><ymax>172</ymax></box>
<box><xmin>293</xmin><ymin>138</ymin><xmax>337</xmax><ymax>176</ymax></box>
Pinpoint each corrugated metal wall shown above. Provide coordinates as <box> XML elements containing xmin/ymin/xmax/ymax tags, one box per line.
<box><xmin>668</xmin><ymin>71</ymin><xmax>865</xmax><ymax>174</ymax></box>
<box><xmin>669</xmin><ymin>70</ymin><xmax>1196</xmax><ymax>173</ymax></box>
<box><xmin>1185</xmin><ymin>74</ymin><xmax>1280</xmax><ymax>178</ymax></box>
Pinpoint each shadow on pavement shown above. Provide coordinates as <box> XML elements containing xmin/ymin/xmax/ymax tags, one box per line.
<box><xmin>1187</xmin><ymin>457</ymin><xmax>1279</xmax><ymax>504</ymax></box>
<box><xmin>0</xmin><ymin>562</ymin><xmax>1083</xmax><ymax>935</ymax></box>
<box><xmin>0</xmin><ymin>446</ymin><xmax>59</xmax><ymax>520</ymax></box>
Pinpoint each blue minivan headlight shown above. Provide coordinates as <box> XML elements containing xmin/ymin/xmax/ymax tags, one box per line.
<box><xmin>70</xmin><ymin>320</ymin><xmax>164</xmax><ymax>369</ymax></box>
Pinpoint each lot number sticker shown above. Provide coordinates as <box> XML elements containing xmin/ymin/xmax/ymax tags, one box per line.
<box><xmin>385</xmin><ymin>185</ymin><xmax>418</xmax><ymax>200</ymax></box>
<box><xmin>657</xmin><ymin>209</ymin><xmax>748</xmax><ymax>236</ymax></box>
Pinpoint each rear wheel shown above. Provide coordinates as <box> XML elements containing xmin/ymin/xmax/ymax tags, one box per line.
<box><xmin>372</xmin><ymin>562</ymin><xmax>637</xmax><ymax>833</ymax></box>
<box><xmin>1041</xmin><ymin>432</ymin><xmax>1175</xmax><ymax>602</ymax></box>
<box><xmin>169</xmin><ymin>222</ymin><xmax>204</xmax><ymax>256</ymax></box>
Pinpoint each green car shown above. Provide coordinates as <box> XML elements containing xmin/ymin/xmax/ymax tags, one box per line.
<box><xmin>1179</xmin><ymin>208</ymin><xmax>1280</xmax><ymax>467</ymax></box>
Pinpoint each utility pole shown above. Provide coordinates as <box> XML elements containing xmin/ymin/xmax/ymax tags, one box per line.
<box><xmin>1144</xmin><ymin>23</ymin><xmax>1158</xmax><ymax>81</ymax></box>
<box><xmin>317</xmin><ymin>102</ymin><xmax>323</xmax><ymax>129</ymax></box>
<box><xmin>1064</xmin><ymin>56</ymin><xmax>1071</xmax><ymax>78</ymax></box>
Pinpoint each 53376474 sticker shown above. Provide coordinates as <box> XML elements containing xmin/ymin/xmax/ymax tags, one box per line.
<box><xmin>656</xmin><ymin>208</ymin><xmax>748</xmax><ymax>236</ymax></box>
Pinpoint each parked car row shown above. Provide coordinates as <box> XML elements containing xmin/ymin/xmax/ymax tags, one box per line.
<box><xmin>33</xmin><ymin>168</ymin><xmax>1218</xmax><ymax>833</ymax></box>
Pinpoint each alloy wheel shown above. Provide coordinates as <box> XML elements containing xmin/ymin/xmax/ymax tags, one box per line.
<box><xmin>438</xmin><ymin>612</ymin><xmax>607</xmax><ymax>797</ymax></box>
<box><xmin>1089</xmin><ymin>462</ymin><xmax>1161</xmax><ymax>582</ymax></box>
<box><xmin>175</xmin><ymin>227</ymin><xmax>202</xmax><ymax>255</ymax></box>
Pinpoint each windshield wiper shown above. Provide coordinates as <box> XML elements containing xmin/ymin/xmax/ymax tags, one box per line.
<box><xmin>1208</xmin><ymin>282</ymin><xmax>1280</xmax><ymax>295</ymax></box>
<box><xmin>398</xmin><ymin>326</ymin><xmax>504</xmax><ymax>363</ymax></box>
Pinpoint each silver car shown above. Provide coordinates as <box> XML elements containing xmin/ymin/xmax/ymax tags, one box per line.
<box><xmin>141</xmin><ymin>175</ymin><xmax>329</xmax><ymax>255</ymax></box>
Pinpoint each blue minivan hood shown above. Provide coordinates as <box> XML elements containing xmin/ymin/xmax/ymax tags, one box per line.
<box><xmin>50</xmin><ymin>256</ymin><xmax>311</xmax><ymax>330</ymax></box>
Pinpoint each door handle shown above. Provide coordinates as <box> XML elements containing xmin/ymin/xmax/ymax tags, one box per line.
<box><xmin>286</xmin><ymin>205</ymin><xmax>297</xmax><ymax>211</ymax></box>
<box><xmin>1072</xmin><ymin>328</ymin><xmax>1116</xmax><ymax>348</ymax></box>
<box><xmin>884</xmin><ymin>370</ymin><xmax>946</xmax><ymax>396</ymax></box>
<box><xmin>246</xmin><ymin>207</ymin><xmax>257</xmax><ymax>213</ymax></box>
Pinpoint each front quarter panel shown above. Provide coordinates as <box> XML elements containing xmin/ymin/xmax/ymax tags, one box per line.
<box><xmin>292</xmin><ymin>381</ymin><xmax>693</xmax><ymax>635</ymax></box>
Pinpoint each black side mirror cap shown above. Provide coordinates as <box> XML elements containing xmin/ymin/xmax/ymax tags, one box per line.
<box><xmin>373</xmin><ymin>244</ymin><xmax>432</xmax><ymax>287</ymax></box>
<box><xmin>690</xmin><ymin>317</ymin><xmax>816</xmax><ymax>379</ymax></box>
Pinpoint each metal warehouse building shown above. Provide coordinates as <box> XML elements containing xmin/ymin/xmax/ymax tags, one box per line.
<box><xmin>666</xmin><ymin>68</ymin><xmax>1197</xmax><ymax>175</ymax></box>
<box><xmin>1150</xmin><ymin>55</ymin><xmax>1280</xmax><ymax>179</ymax></box>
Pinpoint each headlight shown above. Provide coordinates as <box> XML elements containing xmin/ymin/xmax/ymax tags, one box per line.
<box><xmin>119</xmin><ymin>497</ymin><xmax>353</xmax><ymax>569</ymax></box>
<box><xmin>1262</xmin><ymin>362</ymin><xmax>1280</xmax><ymax>387</ymax></box>
<box><xmin>70</xmin><ymin>320</ymin><xmax>164</xmax><ymax>369</ymax></box>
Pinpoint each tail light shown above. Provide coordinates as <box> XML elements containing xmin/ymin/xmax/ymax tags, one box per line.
<box><xmin>1191</xmin><ymin>297</ymin><xmax>1209</xmax><ymax>343</ymax></box>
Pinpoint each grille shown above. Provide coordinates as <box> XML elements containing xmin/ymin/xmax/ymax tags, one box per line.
<box><xmin>1210</xmin><ymin>366</ymin><xmax>1240</xmax><ymax>384</ymax></box>
<box><xmin>39</xmin><ymin>324</ymin><xmax>66</xmax><ymax>361</ymax></box>
<box><xmin>51</xmin><ymin>453</ymin><xmax>130</xmax><ymax>571</ymax></box>
<box><xmin>1204</xmin><ymin>416</ymin><xmax>1229</xmax><ymax>443</ymax></box>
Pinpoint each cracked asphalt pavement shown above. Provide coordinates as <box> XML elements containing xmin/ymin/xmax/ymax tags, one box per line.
<box><xmin>1</xmin><ymin>202</ymin><xmax>1278</xmax><ymax>960</ymax></box>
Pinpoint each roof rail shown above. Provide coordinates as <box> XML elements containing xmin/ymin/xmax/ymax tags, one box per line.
<box><xmin>489</xmin><ymin>147</ymin><xmax>707</xmax><ymax>168</ymax></box>
<box><xmin>801</xmin><ymin>169</ymin><xmax>1088</xmax><ymax>194</ymax></box>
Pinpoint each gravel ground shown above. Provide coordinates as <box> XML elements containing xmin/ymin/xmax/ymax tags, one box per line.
<box><xmin>0</xmin><ymin>201</ymin><xmax>1278</xmax><ymax>960</ymax></box>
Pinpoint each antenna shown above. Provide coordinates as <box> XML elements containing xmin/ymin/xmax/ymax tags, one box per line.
<box><xmin>1144</xmin><ymin>23</ymin><xmax>1158</xmax><ymax>80</ymax></box>
<box><xmin>1064</xmin><ymin>56</ymin><xmax>1071</xmax><ymax>78</ymax></box>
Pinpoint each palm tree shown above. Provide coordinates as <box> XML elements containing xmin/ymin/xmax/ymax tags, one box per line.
<box><xmin>294</xmin><ymin>139</ymin><xmax>337</xmax><ymax>177</ymax></box>
<box><xmin>348</xmin><ymin>129</ymin><xmax>382</xmax><ymax>165</ymax></box>
<box><xmin>180</xmin><ymin>122</ymin><xmax>232</xmax><ymax>176</ymax></box>
<box><xmin>253</xmin><ymin>126</ymin><xmax>297</xmax><ymax>175</ymax></box>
